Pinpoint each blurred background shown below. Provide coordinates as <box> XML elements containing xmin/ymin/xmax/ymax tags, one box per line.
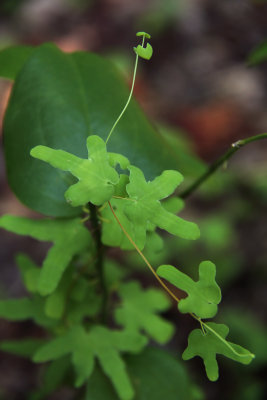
<box><xmin>0</xmin><ymin>0</ymin><xmax>267</xmax><ymax>399</ymax></box>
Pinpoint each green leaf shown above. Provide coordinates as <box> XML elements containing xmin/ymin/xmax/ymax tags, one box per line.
<box><xmin>29</xmin><ymin>357</ymin><xmax>70</xmax><ymax>400</ymax></box>
<box><xmin>33</xmin><ymin>325</ymin><xmax>147</xmax><ymax>400</ymax></box>
<box><xmin>0</xmin><ymin>339</ymin><xmax>45</xmax><ymax>358</ymax></box>
<box><xmin>0</xmin><ymin>297</ymin><xmax>34</xmax><ymax>320</ymax></box>
<box><xmin>161</xmin><ymin>196</ymin><xmax>184</xmax><ymax>214</ymax></box>
<box><xmin>44</xmin><ymin>265</ymin><xmax>75</xmax><ymax>320</ymax></box>
<box><xmin>85</xmin><ymin>347</ymin><xmax>203</xmax><ymax>400</ymax></box>
<box><xmin>104</xmin><ymin>260</ymin><xmax>127</xmax><ymax>290</ymax></box>
<box><xmin>108</xmin><ymin>153</ymin><xmax>130</xmax><ymax>170</ymax></box>
<box><xmin>85</xmin><ymin>364</ymin><xmax>119</xmax><ymax>400</ymax></box>
<box><xmin>101</xmin><ymin>198</ymin><xmax>140</xmax><ymax>250</ymax></box>
<box><xmin>0</xmin><ymin>45</ymin><xmax>34</xmax><ymax>80</ymax></box>
<box><xmin>141</xmin><ymin>231</ymin><xmax>165</xmax><ymax>264</ymax></box>
<box><xmin>115</xmin><ymin>281</ymin><xmax>174</xmax><ymax>344</ymax></box>
<box><xmin>69</xmin><ymin>276</ymin><xmax>91</xmax><ymax>302</ymax></box>
<box><xmin>44</xmin><ymin>291</ymin><xmax>65</xmax><ymax>320</ymax></box>
<box><xmin>0</xmin><ymin>215</ymin><xmax>91</xmax><ymax>295</ymax></box>
<box><xmin>182</xmin><ymin>322</ymin><xmax>255</xmax><ymax>381</ymax></box>
<box><xmin>102</xmin><ymin>167</ymin><xmax>197</xmax><ymax>251</ymax></box>
<box><xmin>145</xmin><ymin>196</ymin><xmax>184</xmax><ymax>236</ymax></box>
<box><xmin>126</xmin><ymin>347</ymin><xmax>204</xmax><ymax>400</ymax></box>
<box><xmin>31</xmin><ymin>135</ymin><xmax>120</xmax><ymax>207</ymax></box>
<box><xmin>124</xmin><ymin>166</ymin><xmax>199</xmax><ymax>241</ymax></box>
<box><xmin>101</xmin><ymin>173</ymin><xmax>142</xmax><ymax>250</ymax></box>
<box><xmin>16</xmin><ymin>253</ymin><xmax>40</xmax><ymax>293</ymax></box>
<box><xmin>16</xmin><ymin>253</ymin><xmax>74</xmax><ymax>320</ymax></box>
<box><xmin>66</xmin><ymin>278</ymin><xmax>102</xmax><ymax>324</ymax></box>
<box><xmin>157</xmin><ymin>261</ymin><xmax>221</xmax><ymax>318</ymax></box>
<box><xmin>3</xmin><ymin>43</ymin><xmax>190</xmax><ymax>216</ymax></box>
<box><xmin>125</xmin><ymin>198</ymin><xmax>183</xmax><ymax>266</ymax></box>
<box><xmin>0</xmin><ymin>296</ymin><xmax>57</xmax><ymax>328</ymax></box>
<box><xmin>134</xmin><ymin>43</ymin><xmax>153</xmax><ymax>60</ymax></box>
<box><xmin>66</xmin><ymin>293</ymin><xmax>101</xmax><ymax>325</ymax></box>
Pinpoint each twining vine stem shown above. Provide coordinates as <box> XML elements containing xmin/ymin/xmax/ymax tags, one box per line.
<box><xmin>179</xmin><ymin>133</ymin><xmax>267</xmax><ymax>199</ymax></box>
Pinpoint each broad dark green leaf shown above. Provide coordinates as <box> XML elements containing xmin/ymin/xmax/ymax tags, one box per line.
<box><xmin>85</xmin><ymin>347</ymin><xmax>203</xmax><ymax>400</ymax></box>
<box><xmin>3</xmin><ymin>43</ymin><xmax>187</xmax><ymax>216</ymax></box>
<box><xmin>0</xmin><ymin>45</ymin><xmax>34</xmax><ymax>80</ymax></box>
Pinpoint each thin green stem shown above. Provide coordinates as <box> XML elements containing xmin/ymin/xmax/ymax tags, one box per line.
<box><xmin>180</xmin><ymin>133</ymin><xmax>267</xmax><ymax>199</ymax></box>
<box><xmin>105</xmin><ymin>55</ymin><xmax>138</xmax><ymax>144</ymax></box>
<box><xmin>105</xmin><ymin>36</ymin><xmax>145</xmax><ymax>144</ymax></box>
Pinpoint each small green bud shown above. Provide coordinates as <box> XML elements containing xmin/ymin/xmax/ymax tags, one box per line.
<box><xmin>136</xmin><ymin>31</ymin><xmax>151</xmax><ymax>39</ymax></box>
